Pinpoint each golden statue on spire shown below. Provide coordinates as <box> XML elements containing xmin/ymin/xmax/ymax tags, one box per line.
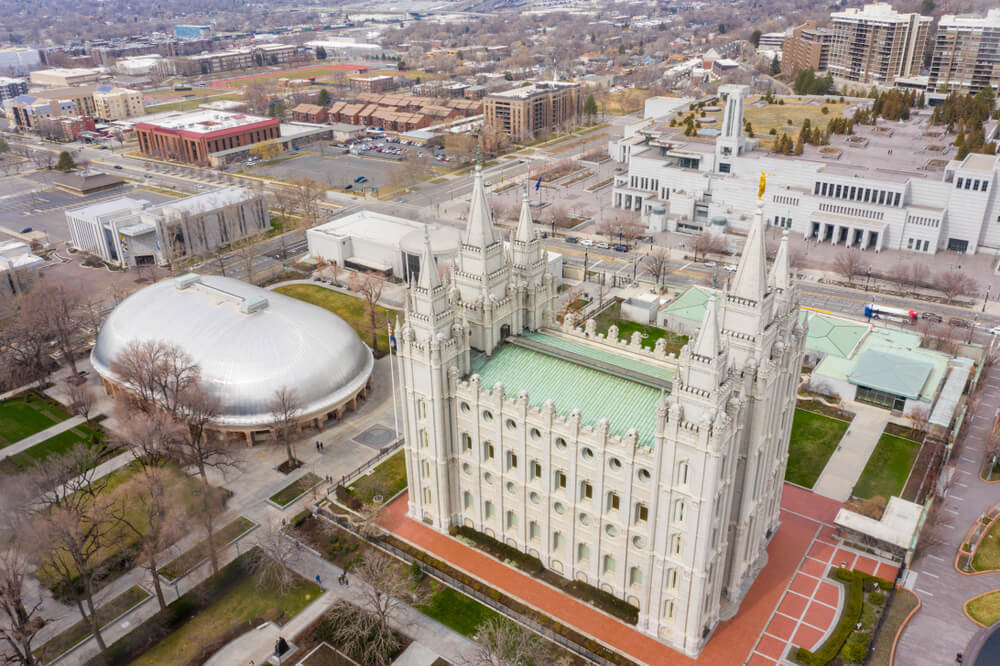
<box><xmin>758</xmin><ymin>170</ymin><xmax>766</xmax><ymax>200</ymax></box>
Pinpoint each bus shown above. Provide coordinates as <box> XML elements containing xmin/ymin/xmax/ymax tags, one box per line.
<box><xmin>864</xmin><ymin>303</ymin><xmax>917</xmax><ymax>324</ymax></box>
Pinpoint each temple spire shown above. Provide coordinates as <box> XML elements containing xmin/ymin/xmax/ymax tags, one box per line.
<box><xmin>768</xmin><ymin>229</ymin><xmax>790</xmax><ymax>291</ymax></box>
<box><xmin>730</xmin><ymin>204</ymin><xmax>768</xmax><ymax>302</ymax></box>
<box><xmin>464</xmin><ymin>165</ymin><xmax>499</xmax><ymax>248</ymax></box>
<box><xmin>417</xmin><ymin>227</ymin><xmax>440</xmax><ymax>290</ymax></box>
<box><xmin>515</xmin><ymin>182</ymin><xmax>535</xmax><ymax>244</ymax></box>
<box><xmin>693</xmin><ymin>295</ymin><xmax>720</xmax><ymax>359</ymax></box>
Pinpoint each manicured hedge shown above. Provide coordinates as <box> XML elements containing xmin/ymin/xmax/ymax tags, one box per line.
<box><xmin>84</xmin><ymin>548</ymin><xmax>261</xmax><ymax>666</ymax></box>
<box><xmin>793</xmin><ymin>568</ymin><xmax>892</xmax><ymax>666</ymax></box>
<box><xmin>449</xmin><ymin>525</ymin><xmax>544</xmax><ymax>574</ymax></box>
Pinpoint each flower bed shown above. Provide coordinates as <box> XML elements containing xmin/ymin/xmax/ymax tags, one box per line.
<box><xmin>157</xmin><ymin>517</ymin><xmax>255</xmax><ymax>582</ymax></box>
<box><xmin>269</xmin><ymin>472</ymin><xmax>322</xmax><ymax>508</ymax></box>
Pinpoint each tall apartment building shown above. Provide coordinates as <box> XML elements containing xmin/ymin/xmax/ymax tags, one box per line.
<box><xmin>0</xmin><ymin>77</ymin><xmax>27</xmax><ymax>103</ymax></box>
<box><xmin>484</xmin><ymin>81</ymin><xmax>581</xmax><ymax>142</ymax></box>
<box><xmin>92</xmin><ymin>85</ymin><xmax>145</xmax><ymax>120</ymax></box>
<box><xmin>781</xmin><ymin>22</ymin><xmax>833</xmax><ymax>77</ymax></box>
<box><xmin>928</xmin><ymin>9</ymin><xmax>1000</xmax><ymax>95</ymax></box>
<box><xmin>827</xmin><ymin>3</ymin><xmax>931</xmax><ymax>85</ymax></box>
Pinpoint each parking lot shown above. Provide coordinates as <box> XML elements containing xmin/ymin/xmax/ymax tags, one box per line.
<box><xmin>250</xmin><ymin>153</ymin><xmax>399</xmax><ymax>191</ymax></box>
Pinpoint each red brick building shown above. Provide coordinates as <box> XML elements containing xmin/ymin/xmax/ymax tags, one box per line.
<box><xmin>291</xmin><ymin>103</ymin><xmax>329</xmax><ymax>123</ymax></box>
<box><xmin>135</xmin><ymin>110</ymin><xmax>280</xmax><ymax>164</ymax></box>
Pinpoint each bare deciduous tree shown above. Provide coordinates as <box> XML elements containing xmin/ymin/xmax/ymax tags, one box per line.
<box><xmin>64</xmin><ymin>379</ymin><xmax>96</xmax><ymax>425</ymax></box>
<box><xmin>35</xmin><ymin>282</ymin><xmax>86</xmax><ymax>375</ymax></box>
<box><xmin>908</xmin><ymin>406</ymin><xmax>930</xmax><ymax>441</ymax></box>
<box><xmin>0</xmin><ymin>546</ymin><xmax>45</xmax><ymax>666</ymax></box>
<box><xmin>464</xmin><ymin>617</ymin><xmax>550</xmax><ymax>666</ymax></box>
<box><xmin>643</xmin><ymin>248</ymin><xmax>670</xmax><ymax>284</ymax></box>
<box><xmin>109</xmin><ymin>341</ymin><xmax>200</xmax><ymax>416</ymax></box>
<box><xmin>349</xmin><ymin>273</ymin><xmax>385</xmax><ymax>354</ymax></box>
<box><xmin>832</xmin><ymin>249</ymin><xmax>865</xmax><ymax>285</ymax></box>
<box><xmin>937</xmin><ymin>270</ymin><xmax>979</xmax><ymax>305</ymax></box>
<box><xmin>689</xmin><ymin>231</ymin><xmax>725</xmax><ymax>262</ymax></box>
<box><xmin>110</xmin><ymin>467</ymin><xmax>187</xmax><ymax>610</ymax></box>
<box><xmin>115</xmin><ymin>407</ymin><xmax>185</xmax><ymax>471</ymax></box>
<box><xmin>250</xmin><ymin>522</ymin><xmax>301</xmax><ymax>595</ymax></box>
<box><xmin>268</xmin><ymin>386</ymin><xmax>303</xmax><ymax>469</ymax></box>
<box><xmin>191</xmin><ymin>482</ymin><xmax>227</xmax><ymax>576</ymax></box>
<box><xmin>353</xmin><ymin>550</ymin><xmax>430</xmax><ymax>652</ymax></box>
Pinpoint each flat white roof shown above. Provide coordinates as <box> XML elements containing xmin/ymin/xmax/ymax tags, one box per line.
<box><xmin>835</xmin><ymin>496</ymin><xmax>922</xmax><ymax>549</ymax></box>
<box><xmin>152</xmin><ymin>186</ymin><xmax>253</xmax><ymax>217</ymax></box>
<box><xmin>141</xmin><ymin>110</ymin><xmax>272</xmax><ymax>133</ymax></box>
<box><xmin>311</xmin><ymin>210</ymin><xmax>429</xmax><ymax>244</ymax></box>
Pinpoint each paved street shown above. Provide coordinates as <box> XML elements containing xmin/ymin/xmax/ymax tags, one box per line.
<box><xmin>894</xmin><ymin>362</ymin><xmax>1000</xmax><ymax>666</ymax></box>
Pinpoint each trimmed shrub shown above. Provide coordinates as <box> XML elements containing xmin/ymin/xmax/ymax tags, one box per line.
<box><xmin>869</xmin><ymin>591</ymin><xmax>885</xmax><ymax>605</ymax></box>
<box><xmin>290</xmin><ymin>509</ymin><xmax>311</xmax><ymax>528</ymax></box>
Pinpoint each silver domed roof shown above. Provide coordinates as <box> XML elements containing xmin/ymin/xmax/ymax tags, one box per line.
<box><xmin>91</xmin><ymin>275</ymin><xmax>374</xmax><ymax>428</ymax></box>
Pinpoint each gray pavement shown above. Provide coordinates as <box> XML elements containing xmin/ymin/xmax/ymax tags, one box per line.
<box><xmin>894</xmin><ymin>362</ymin><xmax>1000</xmax><ymax>666</ymax></box>
<box><xmin>812</xmin><ymin>403</ymin><xmax>889</xmax><ymax>502</ymax></box>
<box><xmin>0</xmin><ymin>416</ymin><xmax>86</xmax><ymax>461</ymax></box>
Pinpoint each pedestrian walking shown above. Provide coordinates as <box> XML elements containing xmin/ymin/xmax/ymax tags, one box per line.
<box><xmin>316</xmin><ymin>574</ymin><xmax>321</xmax><ymax>585</ymax></box>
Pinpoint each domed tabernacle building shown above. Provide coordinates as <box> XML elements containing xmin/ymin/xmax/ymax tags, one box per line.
<box><xmin>91</xmin><ymin>274</ymin><xmax>374</xmax><ymax>444</ymax></box>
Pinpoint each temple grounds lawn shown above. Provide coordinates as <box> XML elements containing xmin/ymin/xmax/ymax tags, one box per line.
<box><xmin>346</xmin><ymin>450</ymin><xmax>407</xmax><ymax>505</ymax></box>
<box><xmin>966</xmin><ymin>590</ymin><xmax>1000</xmax><ymax>627</ymax></box>
<box><xmin>5</xmin><ymin>422</ymin><xmax>102</xmax><ymax>469</ymax></box>
<box><xmin>785</xmin><ymin>409</ymin><xmax>850</xmax><ymax>488</ymax></box>
<box><xmin>274</xmin><ymin>284</ymin><xmax>398</xmax><ymax>356</ymax></box>
<box><xmin>972</xmin><ymin>519</ymin><xmax>1000</xmax><ymax>572</ymax></box>
<box><xmin>270</xmin><ymin>472</ymin><xmax>322</xmax><ymax>508</ymax></box>
<box><xmin>853</xmin><ymin>433</ymin><xmax>920</xmax><ymax>500</ymax></box>
<box><xmin>0</xmin><ymin>393</ymin><xmax>70</xmax><ymax>446</ymax></box>
<box><xmin>418</xmin><ymin>584</ymin><xmax>503</xmax><ymax>637</ymax></box>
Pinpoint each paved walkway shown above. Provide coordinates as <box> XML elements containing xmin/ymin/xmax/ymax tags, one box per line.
<box><xmin>0</xmin><ymin>416</ymin><xmax>86</xmax><ymax>461</ymax></box>
<box><xmin>895</xmin><ymin>363</ymin><xmax>1000</xmax><ymax>666</ymax></box>
<box><xmin>375</xmin><ymin>483</ymin><xmax>896</xmax><ymax>666</ymax></box>
<box><xmin>813</xmin><ymin>403</ymin><xmax>890</xmax><ymax>502</ymax></box>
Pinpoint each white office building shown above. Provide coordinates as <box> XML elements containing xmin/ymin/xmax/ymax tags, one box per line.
<box><xmin>609</xmin><ymin>85</ymin><xmax>1000</xmax><ymax>255</ymax></box>
<box><xmin>65</xmin><ymin>187</ymin><xmax>269</xmax><ymax>268</ymax></box>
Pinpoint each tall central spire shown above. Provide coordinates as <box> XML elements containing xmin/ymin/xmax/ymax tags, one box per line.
<box><xmin>464</xmin><ymin>165</ymin><xmax>499</xmax><ymax>249</ymax></box>
<box><xmin>730</xmin><ymin>204</ymin><xmax>768</xmax><ymax>302</ymax></box>
<box><xmin>515</xmin><ymin>182</ymin><xmax>535</xmax><ymax>244</ymax></box>
<box><xmin>417</xmin><ymin>226</ymin><xmax>440</xmax><ymax>291</ymax></box>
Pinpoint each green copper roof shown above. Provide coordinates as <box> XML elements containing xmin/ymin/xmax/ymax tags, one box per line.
<box><xmin>802</xmin><ymin>311</ymin><xmax>869</xmax><ymax>359</ymax></box>
<box><xmin>471</xmin><ymin>334</ymin><xmax>665</xmax><ymax>447</ymax></box>
<box><xmin>521</xmin><ymin>332</ymin><xmax>674</xmax><ymax>383</ymax></box>
<box><xmin>662</xmin><ymin>286</ymin><xmax>718</xmax><ymax>322</ymax></box>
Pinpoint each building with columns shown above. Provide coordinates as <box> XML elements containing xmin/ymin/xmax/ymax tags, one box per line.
<box><xmin>397</xmin><ymin>167</ymin><xmax>806</xmax><ymax>656</ymax></box>
<box><xmin>610</xmin><ymin>85</ymin><xmax>1000</xmax><ymax>255</ymax></box>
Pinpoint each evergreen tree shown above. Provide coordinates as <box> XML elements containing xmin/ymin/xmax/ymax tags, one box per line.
<box><xmin>750</xmin><ymin>30</ymin><xmax>762</xmax><ymax>47</ymax></box>
<box><xmin>315</xmin><ymin>46</ymin><xmax>327</xmax><ymax>60</ymax></box>
<box><xmin>317</xmin><ymin>88</ymin><xmax>330</xmax><ymax>106</ymax></box>
<box><xmin>583</xmin><ymin>95</ymin><xmax>598</xmax><ymax>125</ymax></box>
<box><xmin>56</xmin><ymin>151</ymin><xmax>76</xmax><ymax>171</ymax></box>
<box><xmin>770</xmin><ymin>55</ymin><xmax>780</xmax><ymax>75</ymax></box>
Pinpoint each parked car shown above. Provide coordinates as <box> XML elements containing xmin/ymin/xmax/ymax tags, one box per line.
<box><xmin>19</xmin><ymin>227</ymin><xmax>31</xmax><ymax>233</ymax></box>
<box><xmin>920</xmin><ymin>312</ymin><xmax>943</xmax><ymax>323</ymax></box>
<box><xmin>949</xmin><ymin>317</ymin><xmax>972</xmax><ymax>328</ymax></box>
<box><xmin>565</xmin><ymin>236</ymin><xmax>579</xmax><ymax>244</ymax></box>
<box><xmin>703</xmin><ymin>261</ymin><xmax>716</xmax><ymax>268</ymax></box>
<box><xmin>723</xmin><ymin>264</ymin><xmax>738</xmax><ymax>272</ymax></box>
<box><xmin>990</xmin><ymin>326</ymin><xmax>1000</xmax><ymax>337</ymax></box>
<box><xmin>580</xmin><ymin>239</ymin><xmax>594</xmax><ymax>247</ymax></box>
<box><xmin>613</xmin><ymin>244</ymin><xmax>628</xmax><ymax>252</ymax></box>
<box><xmin>113</xmin><ymin>165</ymin><xmax>123</xmax><ymax>169</ymax></box>
<box><xmin>344</xmin><ymin>184</ymin><xmax>353</xmax><ymax>190</ymax></box>
<box><xmin>597</xmin><ymin>242</ymin><xmax>610</xmax><ymax>249</ymax></box>
<box><xmin>353</xmin><ymin>176</ymin><xmax>365</xmax><ymax>183</ymax></box>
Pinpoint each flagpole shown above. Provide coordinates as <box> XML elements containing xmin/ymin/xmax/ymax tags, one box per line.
<box><xmin>386</xmin><ymin>315</ymin><xmax>400</xmax><ymax>439</ymax></box>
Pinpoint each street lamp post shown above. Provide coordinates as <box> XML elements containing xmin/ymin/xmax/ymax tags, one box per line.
<box><xmin>984</xmin><ymin>284</ymin><xmax>992</xmax><ymax>312</ymax></box>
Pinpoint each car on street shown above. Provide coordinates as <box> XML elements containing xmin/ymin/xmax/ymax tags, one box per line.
<box><xmin>565</xmin><ymin>237</ymin><xmax>579</xmax><ymax>244</ymax></box>
<box><xmin>723</xmin><ymin>264</ymin><xmax>737</xmax><ymax>272</ymax></box>
<box><xmin>580</xmin><ymin>239</ymin><xmax>594</xmax><ymax>246</ymax></box>
<box><xmin>613</xmin><ymin>244</ymin><xmax>627</xmax><ymax>252</ymax></box>
<box><xmin>344</xmin><ymin>184</ymin><xmax>352</xmax><ymax>190</ymax></box>
<box><xmin>949</xmin><ymin>317</ymin><xmax>972</xmax><ymax>328</ymax></box>
<box><xmin>19</xmin><ymin>227</ymin><xmax>31</xmax><ymax>233</ymax></box>
<box><xmin>354</xmin><ymin>176</ymin><xmax>366</xmax><ymax>183</ymax></box>
<box><xmin>920</xmin><ymin>312</ymin><xmax>943</xmax><ymax>323</ymax></box>
<box><xmin>597</xmin><ymin>242</ymin><xmax>610</xmax><ymax>249</ymax></box>
<box><xmin>113</xmin><ymin>165</ymin><xmax>123</xmax><ymax>169</ymax></box>
<box><xmin>704</xmin><ymin>261</ymin><xmax>716</xmax><ymax>268</ymax></box>
<box><xmin>990</xmin><ymin>326</ymin><xmax>1000</xmax><ymax>337</ymax></box>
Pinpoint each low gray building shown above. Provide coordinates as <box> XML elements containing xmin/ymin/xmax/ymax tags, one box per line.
<box><xmin>65</xmin><ymin>187</ymin><xmax>269</xmax><ymax>268</ymax></box>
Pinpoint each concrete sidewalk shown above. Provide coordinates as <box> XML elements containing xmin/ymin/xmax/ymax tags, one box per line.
<box><xmin>812</xmin><ymin>403</ymin><xmax>889</xmax><ymax>501</ymax></box>
<box><xmin>0</xmin><ymin>416</ymin><xmax>86</xmax><ymax>461</ymax></box>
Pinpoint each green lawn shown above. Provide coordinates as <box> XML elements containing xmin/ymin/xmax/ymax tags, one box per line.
<box><xmin>270</xmin><ymin>472</ymin><xmax>322</xmax><ymax>507</ymax></box>
<box><xmin>34</xmin><ymin>586</ymin><xmax>149</xmax><ymax>663</ymax></box>
<box><xmin>973</xmin><ymin>519</ymin><xmax>1000</xmax><ymax>572</ymax></box>
<box><xmin>785</xmin><ymin>409</ymin><xmax>850</xmax><ymax>488</ymax></box>
<box><xmin>0</xmin><ymin>394</ymin><xmax>70</xmax><ymax>446</ymax></box>
<box><xmin>853</xmin><ymin>433</ymin><xmax>921</xmax><ymax>500</ymax></box>
<box><xmin>593</xmin><ymin>301</ymin><xmax>688</xmax><ymax>354</ymax></box>
<box><xmin>6</xmin><ymin>422</ymin><xmax>101</xmax><ymax>469</ymax></box>
<box><xmin>274</xmin><ymin>284</ymin><xmax>398</xmax><ymax>356</ymax></box>
<box><xmin>347</xmin><ymin>450</ymin><xmax>407</xmax><ymax>504</ymax></box>
<box><xmin>158</xmin><ymin>517</ymin><xmax>256</xmax><ymax>581</ymax></box>
<box><xmin>418</xmin><ymin>584</ymin><xmax>503</xmax><ymax>637</ymax></box>
<box><xmin>966</xmin><ymin>590</ymin><xmax>1000</xmax><ymax>626</ymax></box>
<box><xmin>131</xmin><ymin>572</ymin><xmax>320</xmax><ymax>665</ymax></box>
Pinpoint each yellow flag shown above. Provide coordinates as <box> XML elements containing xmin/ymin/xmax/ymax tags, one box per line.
<box><xmin>758</xmin><ymin>171</ymin><xmax>766</xmax><ymax>200</ymax></box>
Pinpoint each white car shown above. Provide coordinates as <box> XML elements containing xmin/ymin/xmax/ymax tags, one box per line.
<box><xmin>723</xmin><ymin>264</ymin><xmax>737</xmax><ymax>272</ymax></box>
<box><xmin>597</xmin><ymin>242</ymin><xmax>610</xmax><ymax>249</ymax></box>
<box><xmin>990</xmin><ymin>326</ymin><xmax>1000</xmax><ymax>337</ymax></box>
<box><xmin>580</xmin><ymin>239</ymin><xmax>594</xmax><ymax>247</ymax></box>
<box><xmin>704</xmin><ymin>261</ymin><xmax>716</xmax><ymax>268</ymax></box>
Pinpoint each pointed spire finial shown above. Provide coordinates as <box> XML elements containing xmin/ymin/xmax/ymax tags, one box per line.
<box><xmin>417</xmin><ymin>227</ymin><xmax>440</xmax><ymax>291</ymax></box>
<box><xmin>515</xmin><ymin>181</ymin><xmax>536</xmax><ymax>246</ymax></box>
<box><xmin>730</xmin><ymin>204</ymin><xmax>768</xmax><ymax>302</ymax></box>
<box><xmin>768</xmin><ymin>228</ymin><xmax>791</xmax><ymax>291</ymax></box>
<box><xmin>464</xmin><ymin>164</ymin><xmax>499</xmax><ymax>248</ymax></box>
<box><xmin>693</xmin><ymin>294</ymin><xmax>720</xmax><ymax>359</ymax></box>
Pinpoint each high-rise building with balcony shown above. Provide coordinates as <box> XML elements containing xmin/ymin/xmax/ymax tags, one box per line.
<box><xmin>484</xmin><ymin>81</ymin><xmax>581</xmax><ymax>142</ymax></box>
<box><xmin>827</xmin><ymin>3</ymin><xmax>931</xmax><ymax>85</ymax></box>
<box><xmin>928</xmin><ymin>9</ymin><xmax>1000</xmax><ymax>95</ymax></box>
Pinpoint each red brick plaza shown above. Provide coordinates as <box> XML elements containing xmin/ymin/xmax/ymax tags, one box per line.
<box><xmin>378</xmin><ymin>483</ymin><xmax>899</xmax><ymax>666</ymax></box>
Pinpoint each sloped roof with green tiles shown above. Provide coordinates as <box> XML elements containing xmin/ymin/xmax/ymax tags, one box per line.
<box><xmin>848</xmin><ymin>349</ymin><xmax>934</xmax><ymax>400</ymax></box>
<box><xmin>802</xmin><ymin>311</ymin><xmax>870</xmax><ymax>359</ymax></box>
<box><xmin>470</xmin><ymin>338</ymin><xmax>663</xmax><ymax>447</ymax></box>
<box><xmin>521</xmin><ymin>332</ymin><xmax>675</xmax><ymax>383</ymax></box>
<box><xmin>662</xmin><ymin>286</ymin><xmax>718</xmax><ymax>323</ymax></box>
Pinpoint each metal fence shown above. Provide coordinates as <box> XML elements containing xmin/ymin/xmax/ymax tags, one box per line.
<box><xmin>330</xmin><ymin>438</ymin><xmax>404</xmax><ymax>494</ymax></box>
